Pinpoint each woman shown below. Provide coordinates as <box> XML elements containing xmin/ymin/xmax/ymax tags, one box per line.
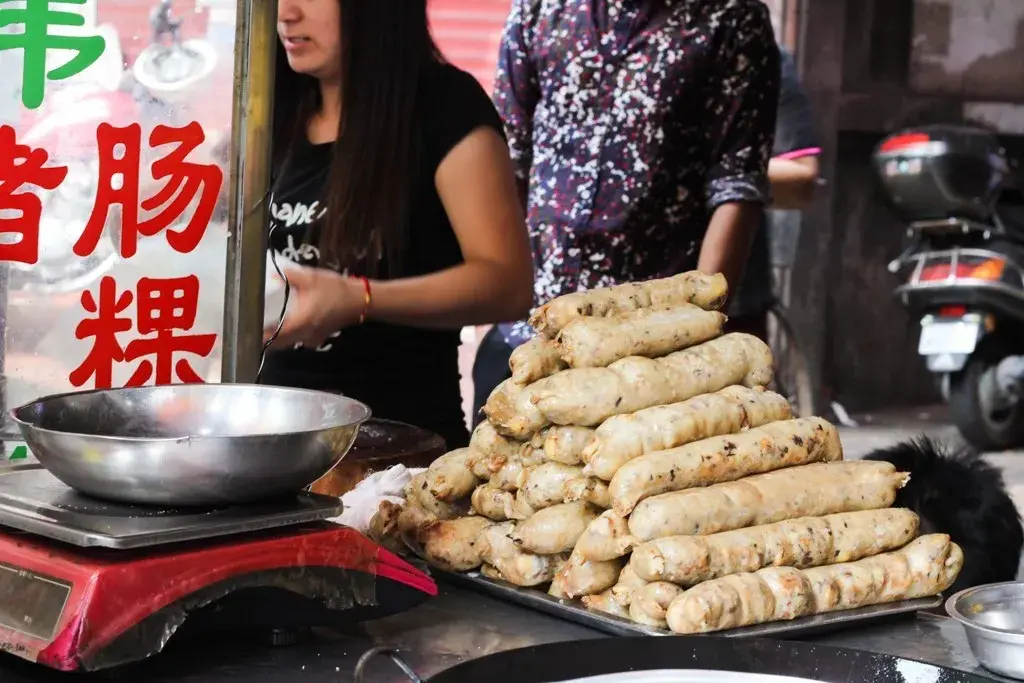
<box><xmin>262</xmin><ymin>0</ymin><xmax>534</xmax><ymax>449</ymax></box>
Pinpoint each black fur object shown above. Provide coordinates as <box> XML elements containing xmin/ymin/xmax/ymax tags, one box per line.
<box><xmin>864</xmin><ymin>436</ymin><xmax>1023</xmax><ymax>595</ymax></box>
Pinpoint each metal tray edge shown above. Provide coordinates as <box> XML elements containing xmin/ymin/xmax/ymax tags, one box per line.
<box><xmin>440</xmin><ymin>571</ymin><xmax>943</xmax><ymax>639</ymax></box>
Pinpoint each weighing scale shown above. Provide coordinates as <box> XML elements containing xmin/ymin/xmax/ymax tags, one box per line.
<box><xmin>0</xmin><ymin>463</ymin><xmax>437</xmax><ymax>672</ymax></box>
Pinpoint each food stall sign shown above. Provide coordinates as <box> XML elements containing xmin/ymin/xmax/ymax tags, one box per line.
<box><xmin>0</xmin><ymin>0</ymin><xmax>275</xmax><ymax>440</ymax></box>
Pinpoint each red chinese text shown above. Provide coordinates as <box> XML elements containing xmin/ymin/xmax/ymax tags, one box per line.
<box><xmin>71</xmin><ymin>275</ymin><xmax>217</xmax><ymax>389</ymax></box>
<box><xmin>0</xmin><ymin>125</ymin><xmax>68</xmax><ymax>265</ymax></box>
<box><xmin>74</xmin><ymin>121</ymin><xmax>223</xmax><ymax>259</ymax></box>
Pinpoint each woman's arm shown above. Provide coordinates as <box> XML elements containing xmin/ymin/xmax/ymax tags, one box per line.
<box><xmin>367</xmin><ymin>125</ymin><xmax>534</xmax><ymax>327</ymax></box>
<box><xmin>266</xmin><ymin>126</ymin><xmax>533</xmax><ymax>349</ymax></box>
<box><xmin>768</xmin><ymin>155</ymin><xmax>820</xmax><ymax>210</ymax></box>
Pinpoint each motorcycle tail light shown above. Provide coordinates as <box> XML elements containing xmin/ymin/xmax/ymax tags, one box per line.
<box><xmin>938</xmin><ymin>305</ymin><xmax>967</xmax><ymax>318</ymax></box>
<box><xmin>919</xmin><ymin>263</ymin><xmax>974</xmax><ymax>281</ymax></box>
<box><xmin>879</xmin><ymin>133</ymin><xmax>931</xmax><ymax>153</ymax></box>
<box><xmin>918</xmin><ymin>258</ymin><xmax>1005</xmax><ymax>282</ymax></box>
<box><xmin>970</xmin><ymin>258</ymin><xmax>1005</xmax><ymax>280</ymax></box>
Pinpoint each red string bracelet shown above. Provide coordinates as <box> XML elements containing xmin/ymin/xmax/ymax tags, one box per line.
<box><xmin>355</xmin><ymin>276</ymin><xmax>372</xmax><ymax>325</ymax></box>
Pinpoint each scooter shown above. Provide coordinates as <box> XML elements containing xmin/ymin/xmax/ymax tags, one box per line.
<box><xmin>876</xmin><ymin>124</ymin><xmax>1024</xmax><ymax>451</ymax></box>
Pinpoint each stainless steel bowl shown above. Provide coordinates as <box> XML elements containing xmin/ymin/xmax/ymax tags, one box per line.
<box><xmin>11</xmin><ymin>384</ymin><xmax>371</xmax><ymax>506</ymax></box>
<box><xmin>946</xmin><ymin>581</ymin><xmax>1024</xmax><ymax>680</ymax></box>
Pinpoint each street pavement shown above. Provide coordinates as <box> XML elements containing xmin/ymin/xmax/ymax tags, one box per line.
<box><xmin>838</xmin><ymin>404</ymin><xmax>1024</xmax><ymax>580</ymax></box>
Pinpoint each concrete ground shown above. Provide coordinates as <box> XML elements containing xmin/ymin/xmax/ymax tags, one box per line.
<box><xmin>838</xmin><ymin>404</ymin><xmax>1024</xmax><ymax>580</ymax></box>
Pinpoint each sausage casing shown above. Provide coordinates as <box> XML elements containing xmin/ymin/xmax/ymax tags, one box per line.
<box><xmin>583</xmin><ymin>386</ymin><xmax>792</xmax><ymax>481</ymax></box>
<box><xmin>630</xmin><ymin>508</ymin><xmax>920</xmax><ymax>585</ymax></box>
<box><xmin>666</xmin><ymin>535</ymin><xmax>963</xmax><ymax>634</ymax></box>
<box><xmin>609</xmin><ymin>417</ymin><xmax>843</xmax><ymax>515</ymax></box>
<box><xmin>628</xmin><ymin>461</ymin><xmax>909</xmax><ymax>543</ymax></box>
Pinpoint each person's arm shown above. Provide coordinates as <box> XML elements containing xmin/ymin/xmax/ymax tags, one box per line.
<box><xmin>769</xmin><ymin>155</ymin><xmax>819</xmax><ymax>209</ymax></box>
<box><xmin>267</xmin><ymin>126</ymin><xmax>533</xmax><ymax>349</ymax></box>
<box><xmin>493</xmin><ymin>0</ymin><xmax>540</xmax><ymax>210</ymax></box>
<box><xmin>696</xmin><ymin>6</ymin><xmax>780</xmax><ymax>294</ymax></box>
<box><xmin>366</xmin><ymin>126</ymin><xmax>533</xmax><ymax>327</ymax></box>
<box><xmin>768</xmin><ymin>48</ymin><xmax>820</xmax><ymax>210</ymax></box>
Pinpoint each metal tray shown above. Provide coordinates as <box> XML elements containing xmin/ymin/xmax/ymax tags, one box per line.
<box><xmin>441</xmin><ymin>571</ymin><xmax>943</xmax><ymax>639</ymax></box>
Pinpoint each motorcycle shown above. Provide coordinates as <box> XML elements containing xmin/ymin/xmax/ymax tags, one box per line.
<box><xmin>876</xmin><ymin>124</ymin><xmax>1024</xmax><ymax>450</ymax></box>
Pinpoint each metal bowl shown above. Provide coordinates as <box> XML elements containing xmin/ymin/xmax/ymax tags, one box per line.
<box><xmin>11</xmin><ymin>384</ymin><xmax>371</xmax><ymax>507</ymax></box>
<box><xmin>946</xmin><ymin>581</ymin><xmax>1024</xmax><ymax>680</ymax></box>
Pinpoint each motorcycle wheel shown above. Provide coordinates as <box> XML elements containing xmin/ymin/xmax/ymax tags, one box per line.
<box><xmin>949</xmin><ymin>339</ymin><xmax>1024</xmax><ymax>451</ymax></box>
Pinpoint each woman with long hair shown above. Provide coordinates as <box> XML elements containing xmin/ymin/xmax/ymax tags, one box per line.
<box><xmin>262</xmin><ymin>0</ymin><xmax>533</xmax><ymax>448</ymax></box>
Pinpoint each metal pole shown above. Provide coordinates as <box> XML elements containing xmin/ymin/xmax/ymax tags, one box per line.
<box><xmin>221</xmin><ymin>0</ymin><xmax>276</xmax><ymax>383</ymax></box>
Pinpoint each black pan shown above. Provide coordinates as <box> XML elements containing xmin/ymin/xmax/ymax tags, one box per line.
<box><xmin>356</xmin><ymin>637</ymin><xmax>998</xmax><ymax>683</ymax></box>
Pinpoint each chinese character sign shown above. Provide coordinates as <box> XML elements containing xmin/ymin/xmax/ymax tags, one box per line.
<box><xmin>0</xmin><ymin>0</ymin><xmax>106</xmax><ymax>110</ymax></box>
<box><xmin>0</xmin><ymin>3</ymin><xmax>228</xmax><ymax>393</ymax></box>
<box><xmin>71</xmin><ymin>275</ymin><xmax>216</xmax><ymax>388</ymax></box>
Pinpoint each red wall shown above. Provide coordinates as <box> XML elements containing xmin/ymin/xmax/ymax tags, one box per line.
<box><xmin>430</xmin><ymin>0</ymin><xmax>511</xmax><ymax>94</ymax></box>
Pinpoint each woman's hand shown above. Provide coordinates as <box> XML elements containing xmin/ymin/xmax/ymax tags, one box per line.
<box><xmin>264</xmin><ymin>264</ymin><xmax>365</xmax><ymax>349</ymax></box>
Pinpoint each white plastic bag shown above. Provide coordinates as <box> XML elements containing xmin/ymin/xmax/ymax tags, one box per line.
<box><xmin>333</xmin><ymin>465</ymin><xmax>426</xmax><ymax>533</ymax></box>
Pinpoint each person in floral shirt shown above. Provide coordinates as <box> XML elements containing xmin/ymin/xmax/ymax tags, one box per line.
<box><xmin>472</xmin><ymin>0</ymin><xmax>781</xmax><ymax>422</ymax></box>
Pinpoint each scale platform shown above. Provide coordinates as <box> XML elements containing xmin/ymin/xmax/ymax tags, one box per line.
<box><xmin>0</xmin><ymin>463</ymin><xmax>345</xmax><ymax>549</ymax></box>
<box><xmin>0</xmin><ymin>464</ymin><xmax>437</xmax><ymax>672</ymax></box>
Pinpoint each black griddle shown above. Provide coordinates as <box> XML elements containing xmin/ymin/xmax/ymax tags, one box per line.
<box><xmin>417</xmin><ymin>636</ymin><xmax>998</xmax><ymax>683</ymax></box>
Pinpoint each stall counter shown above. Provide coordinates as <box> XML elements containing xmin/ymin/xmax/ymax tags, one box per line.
<box><xmin>0</xmin><ymin>582</ymin><xmax>1010</xmax><ymax>683</ymax></box>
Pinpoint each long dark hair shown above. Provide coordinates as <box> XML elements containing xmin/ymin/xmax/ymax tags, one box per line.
<box><xmin>272</xmin><ymin>0</ymin><xmax>443</xmax><ymax>275</ymax></box>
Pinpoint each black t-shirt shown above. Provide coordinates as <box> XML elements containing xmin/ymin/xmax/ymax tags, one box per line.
<box><xmin>730</xmin><ymin>47</ymin><xmax>819</xmax><ymax>317</ymax></box>
<box><xmin>260</xmin><ymin>62</ymin><xmax>504</xmax><ymax>449</ymax></box>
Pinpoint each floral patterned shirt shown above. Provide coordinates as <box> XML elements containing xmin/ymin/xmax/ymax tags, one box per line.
<box><xmin>493</xmin><ymin>0</ymin><xmax>780</xmax><ymax>345</ymax></box>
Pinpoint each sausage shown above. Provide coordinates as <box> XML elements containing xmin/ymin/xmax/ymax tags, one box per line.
<box><xmin>609</xmin><ymin>564</ymin><xmax>649</xmax><ymax>607</ymax></box>
<box><xmin>480</xmin><ymin>563</ymin><xmax>505</xmax><ymax>582</ymax></box>
<box><xmin>510</xmin><ymin>501</ymin><xmax>600</xmax><ymax>555</ymax></box>
<box><xmin>491</xmin><ymin>447</ymin><xmax>547</xmax><ymax>492</ymax></box>
<box><xmin>630</xmin><ymin>508</ymin><xmax>921</xmax><ymax>585</ymax></box>
<box><xmin>556</xmin><ymin>305</ymin><xmax>726</xmax><ymax>369</ymax></box>
<box><xmin>510</xmin><ymin>337</ymin><xmax>567</xmax><ymax>384</ymax></box>
<box><xmin>629</xmin><ymin>582</ymin><xmax>684</xmax><ymax>629</ymax></box>
<box><xmin>468</xmin><ymin>422</ymin><xmax>524</xmax><ymax>479</ymax></box>
<box><xmin>404</xmin><ymin>473</ymin><xmax>460</xmax><ymax>519</ymax></box>
<box><xmin>580</xmin><ymin>564</ymin><xmax>649</xmax><ymax>617</ymax></box>
<box><xmin>470</xmin><ymin>484</ymin><xmax>517</xmax><ymax>521</ymax></box>
<box><xmin>483</xmin><ymin>379</ymin><xmax>547</xmax><ymax>440</ymax></box>
<box><xmin>520</xmin><ymin>462</ymin><xmax>586</xmax><ymax>509</ymax></box>
<box><xmin>396</xmin><ymin>501</ymin><xmax>437</xmax><ymax>536</ymax></box>
<box><xmin>529</xmin><ymin>271</ymin><xmax>728</xmax><ymax>338</ymax></box>
<box><xmin>665</xmin><ymin>534</ymin><xmax>963</xmax><ymax>634</ymax></box>
<box><xmin>609</xmin><ymin>417</ymin><xmax>843</xmax><ymax>515</ymax></box>
<box><xmin>412</xmin><ymin>516</ymin><xmax>494</xmax><ymax>572</ymax></box>
<box><xmin>580</xmin><ymin>590</ymin><xmax>630</xmax><ymax>619</ymax></box>
<box><xmin>478</xmin><ymin>522</ymin><xmax>566</xmax><ymax>586</ymax></box>
<box><xmin>544</xmin><ymin>426</ymin><xmax>596</xmax><ymax>465</ymax></box>
<box><xmin>366</xmin><ymin>500</ymin><xmax>405</xmax><ymax>554</ymax></box>
<box><xmin>575</xmin><ymin>510</ymin><xmax>636</xmax><ymax>561</ymax></box>
<box><xmin>551</xmin><ymin>552</ymin><xmax>624</xmax><ymax>599</ymax></box>
<box><xmin>563</xmin><ymin>476</ymin><xmax>612</xmax><ymax>508</ymax></box>
<box><xmin>509</xmin><ymin>489</ymin><xmax>538</xmax><ymax>520</ymax></box>
<box><xmin>528</xmin><ymin>333</ymin><xmax>774</xmax><ymax>428</ymax></box>
<box><xmin>628</xmin><ymin>461</ymin><xmax>910</xmax><ymax>543</ymax></box>
<box><xmin>583</xmin><ymin>386</ymin><xmax>792</xmax><ymax>481</ymax></box>
<box><xmin>425</xmin><ymin>448</ymin><xmax>479</xmax><ymax>502</ymax></box>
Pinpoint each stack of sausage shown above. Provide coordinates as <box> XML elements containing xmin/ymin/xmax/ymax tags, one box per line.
<box><xmin>369</xmin><ymin>271</ymin><xmax>964</xmax><ymax>635</ymax></box>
